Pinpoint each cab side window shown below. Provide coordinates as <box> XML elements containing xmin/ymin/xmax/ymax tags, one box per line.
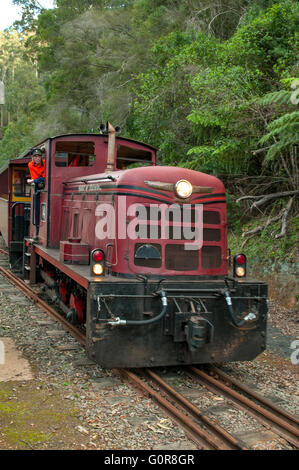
<box><xmin>116</xmin><ymin>145</ymin><xmax>154</xmax><ymax>169</ymax></box>
<box><xmin>54</xmin><ymin>141</ymin><xmax>95</xmax><ymax>167</ymax></box>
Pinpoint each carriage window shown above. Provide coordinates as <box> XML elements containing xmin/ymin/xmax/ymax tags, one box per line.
<box><xmin>55</xmin><ymin>141</ymin><xmax>95</xmax><ymax>167</ymax></box>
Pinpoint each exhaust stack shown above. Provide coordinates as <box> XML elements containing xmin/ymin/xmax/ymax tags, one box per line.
<box><xmin>106</xmin><ymin>122</ymin><xmax>116</xmax><ymax>172</ymax></box>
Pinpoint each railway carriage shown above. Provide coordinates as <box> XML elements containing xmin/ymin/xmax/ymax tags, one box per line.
<box><xmin>0</xmin><ymin>152</ymin><xmax>31</xmax><ymax>267</ymax></box>
<box><xmin>0</xmin><ymin>124</ymin><xmax>268</xmax><ymax>368</ymax></box>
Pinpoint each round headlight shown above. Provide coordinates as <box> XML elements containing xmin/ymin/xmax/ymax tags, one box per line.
<box><xmin>235</xmin><ymin>266</ymin><xmax>245</xmax><ymax>277</ymax></box>
<box><xmin>92</xmin><ymin>264</ymin><xmax>104</xmax><ymax>275</ymax></box>
<box><xmin>175</xmin><ymin>180</ymin><xmax>193</xmax><ymax>199</ymax></box>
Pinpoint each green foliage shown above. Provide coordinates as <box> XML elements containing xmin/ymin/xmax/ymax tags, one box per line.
<box><xmin>6</xmin><ymin>62</ymin><xmax>45</xmax><ymax>118</ymax></box>
<box><xmin>129</xmin><ymin>1</ymin><xmax>299</xmax><ymax>177</ymax></box>
<box><xmin>0</xmin><ymin>116</ymin><xmax>37</xmax><ymax>167</ymax></box>
<box><xmin>260</xmin><ymin>110</ymin><xmax>299</xmax><ymax>160</ymax></box>
<box><xmin>257</xmin><ymin>79</ymin><xmax>299</xmax><ymax>165</ymax></box>
<box><xmin>1</xmin><ymin>0</ymin><xmax>298</xmax><ymax>188</ymax></box>
<box><xmin>228</xmin><ymin>1</ymin><xmax>299</xmax><ymax>76</ymax></box>
<box><xmin>0</xmin><ymin>30</ymin><xmax>46</xmax><ymax>165</ymax></box>
<box><xmin>228</xmin><ymin>214</ymin><xmax>299</xmax><ymax>268</ymax></box>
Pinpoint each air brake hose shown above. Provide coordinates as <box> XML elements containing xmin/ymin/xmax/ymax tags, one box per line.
<box><xmin>107</xmin><ymin>290</ymin><xmax>168</xmax><ymax>326</ymax></box>
<box><xmin>223</xmin><ymin>289</ymin><xmax>256</xmax><ymax>327</ymax></box>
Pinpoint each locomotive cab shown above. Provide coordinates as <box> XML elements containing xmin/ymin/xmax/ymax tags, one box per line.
<box><xmin>24</xmin><ymin>130</ymin><xmax>156</xmax><ymax>250</ymax></box>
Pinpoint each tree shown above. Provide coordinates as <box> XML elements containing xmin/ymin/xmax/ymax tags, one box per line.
<box><xmin>0</xmin><ymin>30</ymin><xmax>46</xmax><ymax>164</ymax></box>
<box><xmin>129</xmin><ymin>1</ymin><xmax>298</xmax><ymax>177</ymax></box>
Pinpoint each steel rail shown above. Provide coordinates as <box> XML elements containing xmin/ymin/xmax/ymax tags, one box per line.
<box><xmin>210</xmin><ymin>366</ymin><xmax>299</xmax><ymax>428</ymax></box>
<box><xmin>0</xmin><ymin>266</ymin><xmax>86</xmax><ymax>346</ymax></box>
<box><xmin>118</xmin><ymin>368</ymin><xmax>232</xmax><ymax>450</ymax></box>
<box><xmin>189</xmin><ymin>366</ymin><xmax>299</xmax><ymax>448</ymax></box>
<box><xmin>144</xmin><ymin>368</ymin><xmax>247</xmax><ymax>450</ymax></box>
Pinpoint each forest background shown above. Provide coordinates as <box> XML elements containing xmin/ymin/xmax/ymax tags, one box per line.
<box><xmin>0</xmin><ymin>0</ymin><xmax>298</xmax><ymax>304</ymax></box>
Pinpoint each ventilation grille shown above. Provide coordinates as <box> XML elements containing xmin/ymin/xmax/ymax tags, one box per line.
<box><xmin>202</xmin><ymin>246</ymin><xmax>222</xmax><ymax>269</ymax></box>
<box><xmin>165</xmin><ymin>244</ymin><xmax>199</xmax><ymax>271</ymax></box>
<box><xmin>133</xmin><ymin>207</ymin><xmax>223</xmax><ymax>271</ymax></box>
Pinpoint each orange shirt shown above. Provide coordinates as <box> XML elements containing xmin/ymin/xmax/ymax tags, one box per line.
<box><xmin>28</xmin><ymin>160</ymin><xmax>46</xmax><ymax>180</ymax></box>
<box><xmin>69</xmin><ymin>154</ymin><xmax>80</xmax><ymax>167</ymax></box>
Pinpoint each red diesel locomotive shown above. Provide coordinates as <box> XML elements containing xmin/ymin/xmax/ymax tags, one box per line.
<box><xmin>0</xmin><ymin>124</ymin><xmax>268</xmax><ymax>368</ymax></box>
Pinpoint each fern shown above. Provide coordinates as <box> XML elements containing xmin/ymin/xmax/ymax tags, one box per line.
<box><xmin>258</xmin><ymin>80</ymin><xmax>299</xmax><ymax>163</ymax></box>
<box><xmin>257</xmin><ymin>89</ymin><xmax>291</xmax><ymax>105</ymax></box>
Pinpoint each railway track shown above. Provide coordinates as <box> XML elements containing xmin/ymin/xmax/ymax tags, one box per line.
<box><xmin>0</xmin><ymin>263</ymin><xmax>298</xmax><ymax>450</ymax></box>
<box><xmin>190</xmin><ymin>366</ymin><xmax>299</xmax><ymax>448</ymax></box>
<box><xmin>120</xmin><ymin>366</ymin><xmax>299</xmax><ymax>450</ymax></box>
<box><xmin>0</xmin><ymin>265</ymin><xmax>86</xmax><ymax>346</ymax></box>
<box><xmin>119</xmin><ymin>368</ymin><xmax>247</xmax><ymax>450</ymax></box>
<box><xmin>0</xmin><ymin>248</ymin><xmax>9</xmax><ymax>267</ymax></box>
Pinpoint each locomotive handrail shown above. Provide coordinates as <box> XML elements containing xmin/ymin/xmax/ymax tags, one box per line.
<box><xmin>94</xmin><ymin>294</ymin><xmax>266</xmax><ymax>300</ymax></box>
<box><xmin>160</xmin><ymin>288</ymin><xmax>237</xmax><ymax>294</ymax></box>
<box><xmin>63</xmin><ymin>175</ymin><xmax>116</xmax><ymax>185</ymax></box>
